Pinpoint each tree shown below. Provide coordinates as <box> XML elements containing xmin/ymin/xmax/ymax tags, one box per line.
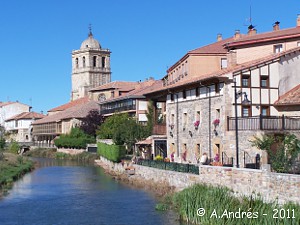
<box><xmin>0</xmin><ymin>125</ymin><xmax>5</xmax><ymax>160</ymax></box>
<box><xmin>250</xmin><ymin>133</ymin><xmax>300</xmax><ymax>173</ymax></box>
<box><xmin>80</xmin><ymin>109</ymin><xmax>103</xmax><ymax>137</ymax></box>
<box><xmin>97</xmin><ymin>113</ymin><xmax>149</xmax><ymax>149</ymax></box>
<box><xmin>145</xmin><ymin>101</ymin><xmax>154</xmax><ymax>137</ymax></box>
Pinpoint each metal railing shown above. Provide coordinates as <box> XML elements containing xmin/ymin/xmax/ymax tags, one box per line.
<box><xmin>227</xmin><ymin>115</ymin><xmax>300</xmax><ymax>131</ymax></box>
<box><xmin>222</xmin><ymin>152</ymin><xmax>233</xmax><ymax>167</ymax></box>
<box><xmin>243</xmin><ymin>151</ymin><xmax>260</xmax><ymax>169</ymax></box>
<box><xmin>100</xmin><ymin>104</ymin><xmax>136</xmax><ymax>115</ymax></box>
<box><xmin>137</xmin><ymin>159</ymin><xmax>199</xmax><ymax>175</ymax></box>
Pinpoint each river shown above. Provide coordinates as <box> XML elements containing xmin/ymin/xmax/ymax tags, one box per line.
<box><xmin>0</xmin><ymin>158</ymin><xmax>186</xmax><ymax>225</ymax></box>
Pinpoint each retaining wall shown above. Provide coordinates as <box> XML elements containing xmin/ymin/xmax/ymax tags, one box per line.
<box><xmin>96</xmin><ymin>157</ymin><xmax>300</xmax><ymax>205</ymax></box>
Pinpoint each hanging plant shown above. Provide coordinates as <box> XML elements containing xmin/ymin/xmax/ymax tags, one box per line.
<box><xmin>213</xmin><ymin>119</ymin><xmax>220</xmax><ymax>126</ymax></box>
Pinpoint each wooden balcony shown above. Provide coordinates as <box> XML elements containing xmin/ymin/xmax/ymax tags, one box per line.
<box><xmin>227</xmin><ymin>115</ymin><xmax>300</xmax><ymax>131</ymax></box>
<box><xmin>152</xmin><ymin>124</ymin><xmax>166</xmax><ymax>135</ymax></box>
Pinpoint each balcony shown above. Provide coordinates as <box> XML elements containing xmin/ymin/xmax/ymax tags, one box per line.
<box><xmin>227</xmin><ymin>115</ymin><xmax>300</xmax><ymax>131</ymax></box>
<box><xmin>152</xmin><ymin>124</ymin><xmax>166</xmax><ymax>135</ymax></box>
<box><xmin>100</xmin><ymin>104</ymin><xmax>135</xmax><ymax>115</ymax></box>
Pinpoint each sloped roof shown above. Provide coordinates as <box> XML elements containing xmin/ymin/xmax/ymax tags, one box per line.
<box><xmin>48</xmin><ymin>97</ymin><xmax>89</xmax><ymax>113</ymax></box>
<box><xmin>146</xmin><ymin>46</ymin><xmax>300</xmax><ymax>95</ymax></box>
<box><xmin>89</xmin><ymin>81</ymin><xmax>137</xmax><ymax>92</ymax></box>
<box><xmin>225</xmin><ymin>27</ymin><xmax>300</xmax><ymax>48</ymax></box>
<box><xmin>274</xmin><ymin>84</ymin><xmax>300</xmax><ymax>106</ymax></box>
<box><xmin>0</xmin><ymin>101</ymin><xmax>29</xmax><ymax>108</ymax></box>
<box><xmin>100</xmin><ymin>80</ymin><xmax>163</xmax><ymax>104</ymax></box>
<box><xmin>33</xmin><ymin>100</ymin><xmax>99</xmax><ymax>125</ymax></box>
<box><xmin>6</xmin><ymin>112</ymin><xmax>45</xmax><ymax>121</ymax></box>
<box><xmin>189</xmin><ymin>37</ymin><xmax>233</xmax><ymax>54</ymax></box>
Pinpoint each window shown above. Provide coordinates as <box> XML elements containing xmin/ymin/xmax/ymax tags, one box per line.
<box><xmin>260</xmin><ymin>76</ymin><xmax>269</xmax><ymax>88</ymax></box>
<box><xmin>274</xmin><ymin>44</ymin><xmax>283</xmax><ymax>53</ymax></box>
<box><xmin>242</xmin><ymin>106</ymin><xmax>251</xmax><ymax>117</ymax></box>
<box><xmin>216</xmin><ymin>108</ymin><xmax>220</xmax><ymax>119</ymax></box>
<box><xmin>75</xmin><ymin>58</ymin><xmax>79</xmax><ymax>68</ymax></box>
<box><xmin>111</xmin><ymin>91</ymin><xmax>115</xmax><ymax>98</ymax></box>
<box><xmin>183</xmin><ymin>90</ymin><xmax>186</xmax><ymax>99</ymax></box>
<box><xmin>196</xmin><ymin>111</ymin><xmax>200</xmax><ymax>121</ymax></box>
<box><xmin>102</xmin><ymin>57</ymin><xmax>105</xmax><ymax>67</ymax></box>
<box><xmin>221</xmin><ymin>58</ymin><xmax>228</xmax><ymax>69</ymax></box>
<box><xmin>241</xmin><ymin>75</ymin><xmax>250</xmax><ymax>87</ymax></box>
<box><xmin>215</xmin><ymin>83</ymin><xmax>220</xmax><ymax>94</ymax></box>
<box><xmin>82</xmin><ymin>56</ymin><xmax>86</xmax><ymax>68</ymax></box>
<box><xmin>93</xmin><ymin>56</ymin><xmax>97</xmax><ymax>67</ymax></box>
<box><xmin>261</xmin><ymin>106</ymin><xmax>270</xmax><ymax>116</ymax></box>
<box><xmin>196</xmin><ymin>87</ymin><xmax>199</xmax><ymax>97</ymax></box>
<box><xmin>298</xmin><ymin>42</ymin><xmax>300</xmax><ymax>47</ymax></box>
<box><xmin>170</xmin><ymin>94</ymin><xmax>174</xmax><ymax>101</ymax></box>
<box><xmin>183</xmin><ymin>113</ymin><xmax>187</xmax><ymax>129</ymax></box>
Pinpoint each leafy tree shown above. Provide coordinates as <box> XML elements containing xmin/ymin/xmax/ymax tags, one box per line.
<box><xmin>97</xmin><ymin>113</ymin><xmax>149</xmax><ymax>149</ymax></box>
<box><xmin>80</xmin><ymin>109</ymin><xmax>103</xmax><ymax>137</ymax></box>
<box><xmin>0</xmin><ymin>126</ymin><xmax>5</xmax><ymax>160</ymax></box>
<box><xmin>250</xmin><ymin>133</ymin><xmax>300</xmax><ymax>173</ymax></box>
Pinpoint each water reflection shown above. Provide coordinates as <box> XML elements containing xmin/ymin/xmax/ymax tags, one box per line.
<box><xmin>0</xmin><ymin>158</ymin><xmax>186</xmax><ymax>225</ymax></box>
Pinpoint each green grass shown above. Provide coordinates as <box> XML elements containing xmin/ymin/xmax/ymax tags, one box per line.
<box><xmin>160</xmin><ymin>184</ymin><xmax>300</xmax><ymax>225</ymax></box>
<box><xmin>0</xmin><ymin>156</ymin><xmax>33</xmax><ymax>193</ymax></box>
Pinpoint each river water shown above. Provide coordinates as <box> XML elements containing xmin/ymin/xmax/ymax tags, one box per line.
<box><xmin>0</xmin><ymin>158</ymin><xmax>185</xmax><ymax>225</ymax></box>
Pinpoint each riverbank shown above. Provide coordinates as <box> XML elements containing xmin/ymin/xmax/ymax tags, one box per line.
<box><xmin>95</xmin><ymin>158</ymin><xmax>175</xmax><ymax>198</ymax></box>
<box><xmin>0</xmin><ymin>153</ymin><xmax>34</xmax><ymax>197</ymax></box>
<box><xmin>24</xmin><ymin>148</ymin><xmax>99</xmax><ymax>163</ymax></box>
<box><xmin>96</xmin><ymin>157</ymin><xmax>300</xmax><ymax>225</ymax></box>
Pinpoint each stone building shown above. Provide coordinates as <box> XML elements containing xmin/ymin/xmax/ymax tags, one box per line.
<box><xmin>144</xmin><ymin>16</ymin><xmax>300</xmax><ymax>167</ymax></box>
<box><xmin>71</xmin><ymin>29</ymin><xmax>111</xmax><ymax>101</ymax></box>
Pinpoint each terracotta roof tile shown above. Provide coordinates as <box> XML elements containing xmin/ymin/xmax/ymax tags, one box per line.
<box><xmin>48</xmin><ymin>97</ymin><xmax>89</xmax><ymax>112</ymax></box>
<box><xmin>225</xmin><ymin>27</ymin><xmax>300</xmax><ymax>48</ymax></box>
<box><xmin>146</xmin><ymin>46</ymin><xmax>300</xmax><ymax>95</ymax></box>
<box><xmin>6</xmin><ymin>112</ymin><xmax>45</xmax><ymax>121</ymax></box>
<box><xmin>33</xmin><ymin>100</ymin><xmax>99</xmax><ymax>125</ymax></box>
<box><xmin>274</xmin><ymin>84</ymin><xmax>300</xmax><ymax>106</ymax></box>
<box><xmin>189</xmin><ymin>37</ymin><xmax>234</xmax><ymax>54</ymax></box>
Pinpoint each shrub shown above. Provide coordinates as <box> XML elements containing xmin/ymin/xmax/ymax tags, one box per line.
<box><xmin>97</xmin><ymin>142</ymin><xmax>126</xmax><ymax>162</ymax></box>
<box><xmin>154</xmin><ymin>155</ymin><xmax>163</xmax><ymax>161</ymax></box>
<box><xmin>8</xmin><ymin>140</ymin><xmax>20</xmax><ymax>154</ymax></box>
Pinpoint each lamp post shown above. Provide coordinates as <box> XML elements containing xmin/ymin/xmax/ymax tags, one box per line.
<box><xmin>234</xmin><ymin>78</ymin><xmax>251</xmax><ymax>168</ymax></box>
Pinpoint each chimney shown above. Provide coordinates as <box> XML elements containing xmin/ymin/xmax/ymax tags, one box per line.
<box><xmin>297</xmin><ymin>14</ymin><xmax>300</xmax><ymax>27</ymax></box>
<box><xmin>234</xmin><ymin>30</ymin><xmax>241</xmax><ymax>40</ymax></box>
<box><xmin>273</xmin><ymin>21</ymin><xmax>280</xmax><ymax>31</ymax></box>
<box><xmin>247</xmin><ymin>24</ymin><xmax>257</xmax><ymax>35</ymax></box>
<box><xmin>217</xmin><ymin>33</ymin><xmax>222</xmax><ymax>41</ymax></box>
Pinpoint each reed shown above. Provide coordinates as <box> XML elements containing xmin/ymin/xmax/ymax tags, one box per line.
<box><xmin>168</xmin><ymin>184</ymin><xmax>300</xmax><ymax>225</ymax></box>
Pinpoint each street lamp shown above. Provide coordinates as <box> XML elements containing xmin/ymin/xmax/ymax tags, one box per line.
<box><xmin>234</xmin><ymin>79</ymin><xmax>251</xmax><ymax>168</ymax></box>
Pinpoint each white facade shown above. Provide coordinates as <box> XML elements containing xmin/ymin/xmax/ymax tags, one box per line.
<box><xmin>0</xmin><ymin>102</ymin><xmax>30</xmax><ymax>126</ymax></box>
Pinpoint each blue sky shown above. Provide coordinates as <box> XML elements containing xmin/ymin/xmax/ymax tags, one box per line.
<box><xmin>0</xmin><ymin>0</ymin><xmax>299</xmax><ymax>113</ymax></box>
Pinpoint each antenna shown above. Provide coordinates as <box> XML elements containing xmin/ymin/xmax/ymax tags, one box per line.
<box><xmin>244</xmin><ymin>5</ymin><xmax>256</xmax><ymax>29</ymax></box>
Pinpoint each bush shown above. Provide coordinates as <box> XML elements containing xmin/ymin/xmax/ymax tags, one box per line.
<box><xmin>8</xmin><ymin>140</ymin><xmax>20</xmax><ymax>154</ymax></box>
<box><xmin>97</xmin><ymin>142</ymin><xmax>126</xmax><ymax>162</ymax></box>
<box><xmin>54</xmin><ymin>127</ymin><xmax>95</xmax><ymax>149</ymax></box>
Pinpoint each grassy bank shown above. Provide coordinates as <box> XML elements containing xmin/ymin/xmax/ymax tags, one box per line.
<box><xmin>157</xmin><ymin>184</ymin><xmax>300</xmax><ymax>225</ymax></box>
<box><xmin>24</xmin><ymin>148</ymin><xmax>99</xmax><ymax>163</ymax></box>
<box><xmin>0</xmin><ymin>153</ymin><xmax>34</xmax><ymax>195</ymax></box>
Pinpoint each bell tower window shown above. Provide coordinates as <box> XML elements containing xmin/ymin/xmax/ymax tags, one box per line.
<box><xmin>93</xmin><ymin>56</ymin><xmax>97</xmax><ymax>67</ymax></box>
<box><xmin>83</xmin><ymin>56</ymin><xmax>86</xmax><ymax>68</ymax></box>
<box><xmin>102</xmin><ymin>57</ymin><xmax>105</xmax><ymax>68</ymax></box>
<box><xmin>75</xmin><ymin>58</ymin><xmax>79</xmax><ymax>68</ymax></box>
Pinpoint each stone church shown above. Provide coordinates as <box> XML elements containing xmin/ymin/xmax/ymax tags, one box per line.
<box><xmin>71</xmin><ymin>29</ymin><xmax>111</xmax><ymax>101</ymax></box>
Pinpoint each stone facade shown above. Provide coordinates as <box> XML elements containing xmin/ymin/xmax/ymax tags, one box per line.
<box><xmin>96</xmin><ymin>157</ymin><xmax>300</xmax><ymax>205</ymax></box>
<box><xmin>71</xmin><ymin>32</ymin><xmax>111</xmax><ymax>101</ymax></box>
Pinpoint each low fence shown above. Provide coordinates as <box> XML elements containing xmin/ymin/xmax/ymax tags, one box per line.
<box><xmin>137</xmin><ymin>159</ymin><xmax>199</xmax><ymax>175</ymax></box>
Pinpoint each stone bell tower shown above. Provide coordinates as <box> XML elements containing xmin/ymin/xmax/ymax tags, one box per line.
<box><xmin>71</xmin><ymin>27</ymin><xmax>111</xmax><ymax>100</ymax></box>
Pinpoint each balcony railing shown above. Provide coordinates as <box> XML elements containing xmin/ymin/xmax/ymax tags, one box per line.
<box><xmin>152</xmin><ymin>124</ymin><xmax>166</xmax><ymax>135</ymax></box>
<box><xmin>100</xmin><ymin>104</ymin><xmax>135</xmax><ymax>115</ymax></box>
<box><xmin>227</xmin><ymin>115</ymin><xmax>300</xmax><ymax>131</ymax></box>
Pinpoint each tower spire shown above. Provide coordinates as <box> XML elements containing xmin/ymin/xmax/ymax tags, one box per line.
<box><xmin>88</xmin><ymin>24</ymin><xmax>93</xmax><ymax>37</ymax></box>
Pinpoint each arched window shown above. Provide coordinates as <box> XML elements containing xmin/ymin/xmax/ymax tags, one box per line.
<box><xmin>83</xmin><ymin>56</ymin><xmax>86</xmax><ymax>68</ymax></box>
<box><xmin>75</xmin><ymin>58</ymin><xmax>79</xmax><ymax>68</ymax></box>
<box><xmin>93</xmin><ymin>56</ymin><xmax>97</xmax><ymax>67</ymax></box>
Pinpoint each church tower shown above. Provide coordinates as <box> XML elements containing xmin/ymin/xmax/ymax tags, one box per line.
<box><xmin>71</xmin><ymin>28</ymin><xmax>111</xmax><ymax>100</ymax></box>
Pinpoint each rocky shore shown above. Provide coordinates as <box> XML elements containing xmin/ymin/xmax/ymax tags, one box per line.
<box><xmin>95</xmin><ymin>159</ymin><xmax>175</xmax><ymax>197</ymax></box>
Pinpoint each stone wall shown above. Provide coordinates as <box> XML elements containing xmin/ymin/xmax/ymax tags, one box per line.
<box><xmin>57</xmin><ymin>148</ymin><xmax>86</xmax><ymax>155</ymax></box>
<box><xmin>96</xmin><ymin>157</ymin><xmax>300</xmax><ymax>205</ymax></box>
